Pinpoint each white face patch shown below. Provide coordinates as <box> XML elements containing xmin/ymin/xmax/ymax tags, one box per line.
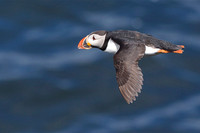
<box><xmin>145</xmin><ymin>46</ymin><xmax>160</xmax><ymax>55</ymax></box>
<box><xmin>104</xmin><ymin>39</ymin><xmax>120</xmax><ymax>54</ymax></box>
<box><xmin>87</xmin><ymin>34</ymin><xmax>106</xmax><ymax>48</ymax></box>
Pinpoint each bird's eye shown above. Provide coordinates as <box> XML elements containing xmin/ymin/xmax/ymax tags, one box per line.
<box><xmin>93</xmin><ymin>36</ymin><xmax>96</xmax><ymax>40</ymax></box>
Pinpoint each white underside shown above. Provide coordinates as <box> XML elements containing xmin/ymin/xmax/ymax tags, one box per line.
<box><xmin>104</xmin><ymin>39</ymin><xmax>120</xmax><ymax>54</ymax></box>
<box><xmin>145</xmin><ymin>46</ymin><xmax>160</xmax><ymax>55</ymax></box>
<box><xmin>104</xmin><ymin>40</ymin><xmax>160</xmax><ymax>55</ymax></box>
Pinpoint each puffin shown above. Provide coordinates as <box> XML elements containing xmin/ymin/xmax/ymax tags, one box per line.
<box><xmin>78</xmin><ymin>30</ymin><xmax>184</xmax><ymax>104</ymax></box>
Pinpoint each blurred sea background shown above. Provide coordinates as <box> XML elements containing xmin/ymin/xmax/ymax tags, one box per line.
<box><xmin>0</xmin><ymin>0</ymin><xmax>200</xmax><ymax>132</ymax></box>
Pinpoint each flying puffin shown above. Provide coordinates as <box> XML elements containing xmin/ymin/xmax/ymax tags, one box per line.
<box><xmin>78</xmin><ymin>30</ymin><xmax>184</xmax><ymax>104</ymax></box>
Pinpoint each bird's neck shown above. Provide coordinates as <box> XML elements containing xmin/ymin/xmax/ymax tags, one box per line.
<box><xmin>104</xmin><ymin>39</ymin><xmax>120</xmax><ymax>54</ymax></box>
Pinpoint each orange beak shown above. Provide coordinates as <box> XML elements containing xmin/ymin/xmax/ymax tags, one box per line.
<box><xmin>77</xmin><ymin>36</ymin><xmax>92</xmax><ymax>49</ymax></box>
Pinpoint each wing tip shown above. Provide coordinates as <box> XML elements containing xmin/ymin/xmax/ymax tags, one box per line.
<box><xmin>119</xmin><ymin>84</ymin><xmax>143</xmax><ymax>104</ymax></box>
<box><xmin>125</xmin><ymin>96</ymin><xmax>137</xmax><ymax>104</ymax></box>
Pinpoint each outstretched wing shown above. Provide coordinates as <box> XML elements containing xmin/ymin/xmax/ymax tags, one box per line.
<box><xmin>114</xmin><ymin>42</ymin><xmax>145</xmax><ymax>104</ymax></box>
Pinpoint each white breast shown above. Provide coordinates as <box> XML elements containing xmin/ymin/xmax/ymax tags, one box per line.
<box><xmin>104</xmin><ymin>39</ymin><xmax>120</xmax><ymax>54</ymax></box>
<box><xmin>145</xmin><ymin>46</ymin><xmax>160</xmax><ymax>55</ymax></box>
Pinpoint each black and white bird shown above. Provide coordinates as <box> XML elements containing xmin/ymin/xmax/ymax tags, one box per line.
<box><xmin>78</xmin><ymin>30</ymin><xmax>184</xmax><ymax>104</ymax></box>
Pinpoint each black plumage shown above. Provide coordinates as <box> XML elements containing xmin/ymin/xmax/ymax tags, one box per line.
<box><xmin>107</xmin><ymin>30</ymin><xmax>183</xmax><ymax>103</ymax></box>
<box><xmin>107</xmin><ymin>30</ymin><xmax>181</xmax><ymax>51</ymax></box>
<box><xmin>114</xmin><ymin>41</ymin><xmax>145</xmax><ymax>103</ymax></box>
<box><xmin>78</xmin><ymin>30</ymin><xmax>184</xmax><ymax>104</ymax></box>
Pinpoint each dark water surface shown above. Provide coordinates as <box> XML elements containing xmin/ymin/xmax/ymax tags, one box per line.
<box><xmin>0</xmin><ymin>0</ymin><xmax>200</xmax><ymax>132</ymax></box>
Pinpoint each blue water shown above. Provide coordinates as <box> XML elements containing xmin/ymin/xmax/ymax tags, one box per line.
<box><xmin>0</xmin><ymin>0</ymin><xmax>200</xmax><ymax>132</ymax></box>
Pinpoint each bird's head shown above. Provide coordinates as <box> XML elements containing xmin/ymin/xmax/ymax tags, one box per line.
<box><xmin>78</xmin><ymin>30</ymin><xmax>107</xmax><ymax>50</ymax></box>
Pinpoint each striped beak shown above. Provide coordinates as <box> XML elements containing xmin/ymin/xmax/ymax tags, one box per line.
<box><xmin>78</xmin><ymin>36</ymin><xmax>92</xmax><ymax>49</ymax></box>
